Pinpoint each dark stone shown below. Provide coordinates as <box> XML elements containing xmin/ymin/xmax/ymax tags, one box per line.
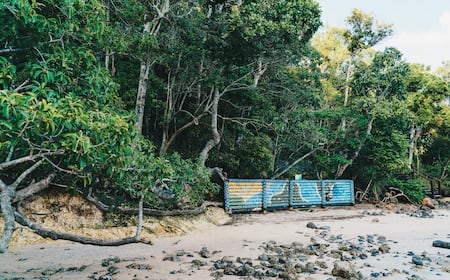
<box><xmin>163</xmin><ymin>254</ymin><xmax>180</xmax><ymax>262</ymax></box>
<box><xmin>125</xmin><ymin>263</ymin><xmax>152</xmax><ymax>270</ymax></box>
<box><xmin>412</xmin><ymin>255</ymin><xmax>423</xmax><ymax>266</ymax></box>
<box><xmin>101</xmin><ymin>256</ymin><xmax>121</xmax><ymax>267</ymax></box>
<box><xmin>223</xmin><ymin>266</ymin><xmax>237</xmax><ymax>275</ymax></box>
<box><xmin>258</xmin><ymin>254</ymin><xmax>269</xmax><ymax>261</ymax></box>
<box><xmin>199</xmin><ymin>247</ymin><xmax>210</xmax><ymax>258</ymax></box>
<box><xmin>176</xmin><ymin>249</ymin><xmax>186</xmax><ymax>256</ymax></box>
<box><xmin>306</xmin><ymin>222</ymin><xmax>317</xmax><ymax>229</ymax></box>
<box><xmin>265</xmin><ymin>269</ymin><xmax>278</xmax><ymax>277</ymax></box>
<box><xmin>191</xmin><ymin>259</ymin><xmax>208</xmax><ymax>267</ymax></box>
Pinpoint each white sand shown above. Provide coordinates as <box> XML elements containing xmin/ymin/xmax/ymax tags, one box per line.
<box><xmin>0</xmin><ymin>205</ymin><xmax>449</xmax><ymax>280</ymax></box>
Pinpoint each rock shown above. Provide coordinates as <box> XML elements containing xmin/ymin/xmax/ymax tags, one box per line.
<box><xmin>101</xmin><ymin>256</ymin><xmax>121</xmax><ymax>267</ymax></box>
<box><xmin>371</xmin><ymin>272</ymin><xmax>381</xmax><ymax>278</ymax></box>
<box><xmin>98</xmin><ymin>275</ymin><xmax>113</xmax><ymax>280</ymax></box>
<box><xmin>306</xmin><ymin>222</ymin><xmax>318</xmax><ymax>229</ymax></box>
<box><xmin>442</xmin><ymin>261</ymin><xmax>450</xmax><ymax>273</ymax></box>
<box><xmin>331</xmin><ymin>261</ymin><xmax>360</xmax><ymax>279</ymax></box>
<box><xmin>422</xmin><ymin>197</ymin><xmax>438</xmax><ymax>209</ymax></box>
<box><xmin>379</xmin><ymin>244</ymin><xmax>391</xmax><ymax>254</ymax></box>
<box><xmin>433</xmin><ymin>240</ymin><xmax>450</xmax><ymax>249</ymax></box>
<box><xmin>265</xmin><ymin>269</ymin><xmax>278</xmax><ymax>277</ymax></box>
<box><xmin>199</xmin><ymin>246</ymin><xmax>210</xmax><ymax>258</ymax></box>
<box><xmin>163</xmin><ymin>254</ymin><xmax>180</xmax><ymax>262</ymax></box>
<box><xmin>125</xmin><ymin>263</ymin><xmax>152</xmax><ymax>270</ymax></box>
<box><xmin>310</xmin><ymin>236</ymin><xmax>329</xmax><ymax>247</ymax></box>
<box><xmin>175</xmin><ymin>249</ymin><xmax>186</xmax><ymax>256</ymax></box>
<box><xmin>258</xmin><ymin>254</ymin><xmax>269</xmax><ymax>261</ymax></box>
<box><xmin>412</xmin><ymin>255</ymin><xmax>423</xmax><ymax>266</ymax></box>
<box><xmin>191</xmin><ymin>259</ymin><xmax>208</xmax><ymax>267</ymax></box>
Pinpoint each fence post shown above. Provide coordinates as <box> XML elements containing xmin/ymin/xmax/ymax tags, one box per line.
<box><xmin>321</xmin><ymin>180</ymin><xmax>326</xmax><ymax>207</ymax></box>
<box><xmin>289</xmin><ymin>180</ymin><xmax>294</xmax><ymax>208</ymax></box>
<box><xmin>224</xmin><ymin>180</ymin><xmax>230</xmax><ymax>213</ymax></box>
<box><xmin>262</xmin><ymin>180</ymin><xmax>267</xmax><ymax>211</ymax></box>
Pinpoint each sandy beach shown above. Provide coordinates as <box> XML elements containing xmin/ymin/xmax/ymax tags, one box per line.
<box><xmin>1</xmin><ymin>204</ymin><xmax>449</xmax><ymax>280</ymax></box>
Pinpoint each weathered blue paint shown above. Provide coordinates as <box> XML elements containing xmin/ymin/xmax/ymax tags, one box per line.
<box><xmin>224</xmin><ymin>179</ymin><xmax>354</xmax><ymax>213</ymax></box>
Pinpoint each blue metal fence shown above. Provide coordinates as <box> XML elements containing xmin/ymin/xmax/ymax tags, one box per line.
<box><xmin>224</xmin><ymin>179</ymin><xmax>354</xmax><ymax>213</ymax></box>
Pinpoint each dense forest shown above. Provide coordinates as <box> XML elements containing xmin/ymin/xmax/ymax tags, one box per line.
<box><xmin>1</xmin><ymin>0</ymin><xmax>449</xmax><ymax>251</ymax></box>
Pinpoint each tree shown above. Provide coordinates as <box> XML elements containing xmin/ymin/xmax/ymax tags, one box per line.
<box><xmin>340</xmin><ymin>9</ymin><xmax>393</xmax><ymax>129</ymax></box>
<box><xmin>0</xmin><ymin>0</ymin><xmax>218</xmax><ymax>253</ymax></box>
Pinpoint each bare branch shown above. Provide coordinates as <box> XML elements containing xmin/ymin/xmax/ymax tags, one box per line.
<box><xmin>13</xmin><ymin>79</ymin><xmax>30</xmax><ymax>92</ymax></box>
<box><xmin>0</xmin><ymin>47</ymin><xmax>24</xmax><ymax>54</ymax></box>
<box><xmin>0</xmin><ymin>150</ymin><xmax>64</xmax><ymax>171</ymax></box>
<box><xmin>13</xmin><ymin>174</ymin><xmax>55</xmax><ymax>203</ymax></box>
<box><xmin>271</xmin><ymin>147</ymin><xmax>320</xmax><ymax>179</ymax></box>
<box><xmin>11</xmin><ymin>160</ymin><xmax>44</xmax><ymax>189</ymax></box>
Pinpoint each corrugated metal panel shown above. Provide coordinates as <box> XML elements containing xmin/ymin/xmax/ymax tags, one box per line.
<box><xmin>322</xmin><ymin>180</ymin><xmax>355</xmax><ymax>206</ymax></box>
<box><xmin>225</xmin><ymin>180</ymin><xmax>263</xmax><ymax>212</ymax></box>
<box><xmin>291</xmin><ymin>180</ymin><xmax>322</xmax><ymax>207</ymax></box>
<box><xmin>265</xmin><ymin>180</ymin><xmax>290</xmax><ymax>209</ymax></box>
<box><xmin>224</xmin><ymin>179</ymin><xmax>354</xmax><ymax>213</ymax></box>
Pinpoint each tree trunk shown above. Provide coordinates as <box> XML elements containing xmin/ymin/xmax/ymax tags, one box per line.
<box><xmin>341</xmin><ymin>56</ymin><xmax>354</xmax><ymax>130</ymax></box>
<box><xmin>0</xmin><ymin>181</ymin><xmax>15</xmax><ymax>253</ymax></box>
<box><xmin>199</xmin><ymin>87</ymin><xmax>221</xmax><ymax>166</ymax></box>
<box><xmin>335</xmin><ymin>116</ymin><xmax>374</xmax><ymax>178</ymax></box>
<box><xmin>408</xmin><ymin>123</ymin><xmax>421</xmax><ymax>171</ymax></box>
<box><xmin>136</xmin><ymin>43</ymin><xmax>151</xmax><ymax>135</ymax></box>
<box><xmin>135</xmin><ymin>1</ymin><xmax>170</xmax><ymax>134</ymax></box>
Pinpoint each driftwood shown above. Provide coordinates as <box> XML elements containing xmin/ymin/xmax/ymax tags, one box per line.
<box><xmin>432</xmin><ymin>240</ymin><xmax>450</xmax><ymax>249</ymax></box>
<box><xmin>381</xmin><ymin>187</ymin><xmax>416</xmax><ymax>205</ymax></box>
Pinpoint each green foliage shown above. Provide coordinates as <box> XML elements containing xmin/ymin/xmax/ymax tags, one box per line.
<box><xmin>344</xmin><ymin>9</ymin><xmax>393</xmax><ymax>53</ymax></box>
<box><xmin>165</xmin><ymin>153</ymin><xmax>219</xmax><ymax>207</ymax></box>
<box><xmin>2</xmin><ymin>0</ymin><xmax>448</xmax><ymax>211</ymax></box>
<box><xmin>380</xmin><ymin>177</ymin><xmax>427</xmax><ymax>204</ymax></box>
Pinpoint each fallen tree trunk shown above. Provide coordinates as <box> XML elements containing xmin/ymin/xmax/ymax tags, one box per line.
<box><xmin>14</xmin><ymin>211</ymin><xmax>152</xmax><ymax>246</ymax></box>
<box><xmin>432</xmin><ymin>240</ymin><xmax>450</xmax><ymax>249</ymax></box>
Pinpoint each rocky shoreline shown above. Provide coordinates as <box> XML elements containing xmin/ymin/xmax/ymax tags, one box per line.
<box><xmin>0</xmin><ymin>202</ymin><xmax>449</xmax><ymax>280</ymax></box>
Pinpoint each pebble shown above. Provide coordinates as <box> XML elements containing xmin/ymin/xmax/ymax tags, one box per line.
<box><xmin>199</xmin><ymin>247</ymin><xmax>210</xmax><ymax>258</ymax></box>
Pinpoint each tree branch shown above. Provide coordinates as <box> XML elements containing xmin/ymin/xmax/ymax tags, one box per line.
<box><xmin>0</xmin><ymin>150</ymin><xmax>64</xmax><ymax>171</ymax></box>
<box><xmin>11</xmin><ymin>160</ymin><xmax>44</xmax><ymax>189</ymax></box>
<box><xmin>271</xmin><ymin>147</ymin><xmax>319</xmax><ymax>179</ymax></box>
<box><xmin>13</xmin><ymin>174</ymin><xmax>55</xmax><ymax>203</ymax></box>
